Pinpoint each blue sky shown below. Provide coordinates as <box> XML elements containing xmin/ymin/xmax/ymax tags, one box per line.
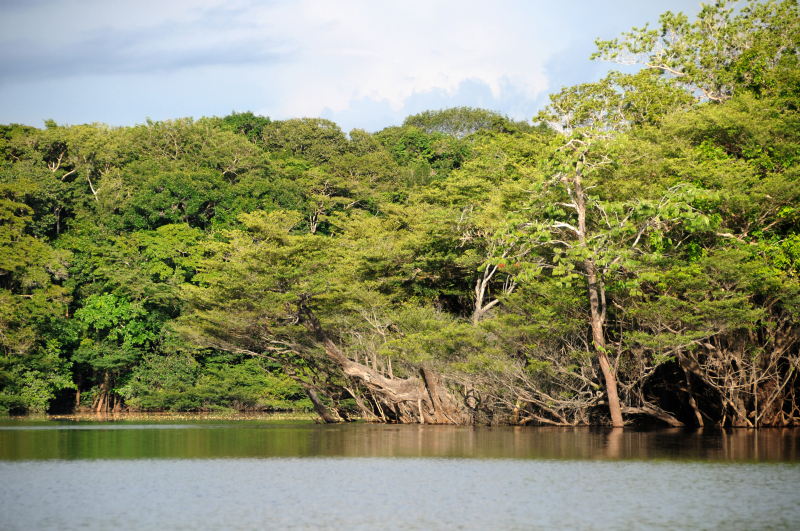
<box><xmin>0</xmin><ymin>0</ymin><xmax>704</xmax><ymax>133</ymax></box>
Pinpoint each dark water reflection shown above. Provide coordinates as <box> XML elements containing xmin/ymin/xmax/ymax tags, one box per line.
<box><xmin>2</xmin><ymin>421</ymin><xmax>800</xmax><ymax>530</ymax></box>
<box><xmin>0</xmin><ymin>420</ymin><xmax>798</xmax><ymax>461</ymax></box>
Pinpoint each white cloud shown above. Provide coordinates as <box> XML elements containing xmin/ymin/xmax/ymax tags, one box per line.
<box><xmin>220</xmin><ymin>0</ymin><xmax>552</xmax><ymax>118</ymax></box>
<box><xmin>0</xmin><ymin>0</ymin><xmax>705</xmax><ymax>129</ymax></box>
<box><xmin>1</xmin><ymin>0</ymin><xmax>552</xmax><ymax>118</ymax></box>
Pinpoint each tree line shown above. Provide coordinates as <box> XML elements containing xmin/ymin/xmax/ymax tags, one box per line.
<box><xmin>1</xmin><ymin>0</ymin><xmax>799</xmax><ymax>427</ymax></box>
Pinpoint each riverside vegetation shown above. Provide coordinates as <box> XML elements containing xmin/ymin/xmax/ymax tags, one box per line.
<box><xmin>1</xmin><ymin>0</ymin><xmax>799</xmax><ymax>427</ymax></box>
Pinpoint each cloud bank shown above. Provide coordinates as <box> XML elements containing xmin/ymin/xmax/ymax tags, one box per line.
<box><xmin>0</xmin><ymin>0</ymin><xmax>702</xmax><ymax>131</ymax></box>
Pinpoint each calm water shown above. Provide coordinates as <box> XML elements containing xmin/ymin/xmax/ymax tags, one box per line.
<box><xmin>1</xmin><ymin>418</ymin><xmax>798</xmax><ymax>530</ymax></box>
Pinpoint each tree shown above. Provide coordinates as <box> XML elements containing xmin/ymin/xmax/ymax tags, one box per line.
<box><xmin>220</xmin><ymin>111</ymin><xmax>271</xmax><ymax>144</ymax></box>
<box><xmin>374</xmin><ymin>125</ymin><xmax>471</xmax><ymax>183</ymax></box>
<box><xmin>592</xmin><ymin>0</ymin><xmax>800</xmax><ymax>102</ymax></box>
<box><xmin>73</xmin><ymin>293</ymin><xmax>162</xmax><ymax>412</ymax></box>
<box><xmin>1</xmin><ymin>0</ymin><xmax>798</xmax><ymax>422</ymax></box>
<box><xmin>403</xmin><ymin>106</ymin><xmax>540</xmax><ymax>138</ymax></box>
<box><xmin>263</xmin><ymin>118</ymin><xmax>347</xmax><ymax>164</ymax></box>
<box><xmin>180</xmin><ymin>209</ymin><xmax>474</xmax><ymax>424</ymax></box>
<box><xmin>498</xmin><ymin>79</ymin><xmax>715</xmax><ymax>426</ymax></box>
<box><xmin>0</xmin><ymin>184</ymin><xmax>73</xmax><ymax>413</ymax></box>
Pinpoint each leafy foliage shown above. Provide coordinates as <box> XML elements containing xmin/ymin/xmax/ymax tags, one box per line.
<box><xmin>0</xmin><ymin>4</ymin><xmax>798</xmax><ymax>426</ymax></box>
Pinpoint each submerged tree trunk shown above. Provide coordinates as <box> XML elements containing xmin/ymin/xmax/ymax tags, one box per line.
<box><xmin>297</xmin><ymin>300</ymin><xmax>471</xmax><ymax>424</ymax></box>
<box><xmin>622</xmin><ymin>403</ymin><xmax>684</xmax><ymax>427</ymax></box>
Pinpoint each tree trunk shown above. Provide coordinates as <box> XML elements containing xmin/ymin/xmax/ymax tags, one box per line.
<box><xmin>305</xmin><ymin>387</ymin><xmax>337</xmax><ymax>423</ymax></box>
<box><xmin>574</xmin><ymin>167</ymin><xmax>624</xmax><ymax>428</ymax></box>
<box><xmin>472</xmin><ymin>251</ymin><xmax>515</xmax><ymax>326</ymax></box>
<box><xmin>622</xmin><ymin>403</ymin><xmax>684</xmax><ymax>427</ymax></box>
<box><xmin>297</xmin><ymin>301</ymin><xmax>471</xmax><ymax>424</ymax></box>
<box><xmin>95</xmin><ymin>388</ymin><xmax>106</xmax><ymax>413</ymax></box>
<box><xmin>96</xmin><ymin>374</ymin><xmax>109</xmax><ymax>413</ymax></box>
<box><xmin>591</xmin><ymin>302</ymin><xmax>625</xmax><ymax>428</ymax></box>
<box><xmin>681</xmin><ymin>365</ymin><xmax>704</xmax><ymax>427</ymax></box>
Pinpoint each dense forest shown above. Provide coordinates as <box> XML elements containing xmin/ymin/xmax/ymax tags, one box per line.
<box><xmin>1</xmin><ymin>0</ymin><xmax>799</xmax><ymax>427</ymax></box>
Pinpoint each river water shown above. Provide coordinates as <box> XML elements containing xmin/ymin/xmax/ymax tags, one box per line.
<box><xmin>1</xmin><ymin>418</ymin><xmax>798</xmax><ymax>530</ymax></box>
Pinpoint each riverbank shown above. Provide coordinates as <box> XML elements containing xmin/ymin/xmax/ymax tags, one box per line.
<box><xmin>3</xmin><ymin>411</ymin><xmax>321</xmax><ymax>423</ymax></box>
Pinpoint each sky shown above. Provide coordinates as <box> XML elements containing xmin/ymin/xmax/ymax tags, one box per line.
<box><xmin>0</xmin><ymin>0</ymin><xmax>705</xmax><ymax>133</ymax></box>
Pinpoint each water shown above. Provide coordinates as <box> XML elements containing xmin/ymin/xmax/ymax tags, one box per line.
<box><xmin>1</xmin><ymin>419</ymin><xmax>798</xmax><ymax>530</ymax></box>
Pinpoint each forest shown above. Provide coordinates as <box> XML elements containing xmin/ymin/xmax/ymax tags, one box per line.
<box><xmin>1</xmin><ymin>0</ymin><xmax>798</xmax><ymax>427</ymax></box>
